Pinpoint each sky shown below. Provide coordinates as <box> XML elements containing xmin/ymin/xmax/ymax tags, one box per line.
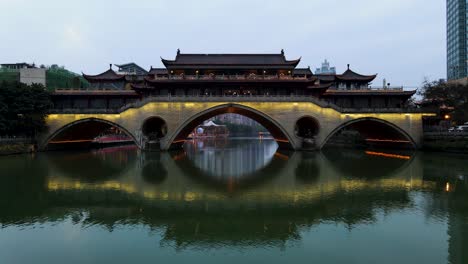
<box><xmin>0</xmin><ymin>0</ymin><xmax>445</xmax><ymax>88</ymax></box>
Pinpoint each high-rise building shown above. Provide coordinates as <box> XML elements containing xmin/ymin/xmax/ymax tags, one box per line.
<box><xmin>447</xmin><ymin>0</ymin><xmax>468</xmax><ymax>80</ymax></box>
<box><xmin>315</xmin><ymin>59</ymin><xmax>336</xmax><ymax>75</ymax></box>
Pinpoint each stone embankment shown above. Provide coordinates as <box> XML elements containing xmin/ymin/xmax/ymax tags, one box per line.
<box><xmin>423</xmin><ymin>132</ymin><xmax>468</xmax><ymax>153</ymax></box>
<box><xmin>0</xmin><ymin>138</ymin><xmax>35</xmax><ymax>155</ymax></box>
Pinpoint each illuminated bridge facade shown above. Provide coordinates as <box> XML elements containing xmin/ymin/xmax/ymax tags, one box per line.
<box><xmin>41</xmin><ymin>51</ymin><xmax>433</xmax><ymax>151</ymax></box>
<box><xmin>41</xmin><ymin>96</ymin><xmax>432</xmax><ymax>151</ymax></box>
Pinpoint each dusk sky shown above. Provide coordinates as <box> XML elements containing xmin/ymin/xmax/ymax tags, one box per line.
<box><xmin>1</xmin><ymin>0</ymin><xmax>445</xmax><ymax>88</ymax></box>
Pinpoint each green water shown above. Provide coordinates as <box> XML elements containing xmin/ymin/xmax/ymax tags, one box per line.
<box><xmin>0</xmin><ymin>139</ymin><xmax>468</xmax><ymax>264</ymax></box>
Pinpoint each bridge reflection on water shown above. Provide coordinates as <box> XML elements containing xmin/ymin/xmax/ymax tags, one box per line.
<box><xmin>1</xmin><ymin>140</ymin><xmax>468</xmax><ymax>263</ymax></box>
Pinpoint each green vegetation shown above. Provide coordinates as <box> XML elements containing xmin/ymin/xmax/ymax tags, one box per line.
<box><xmin>0</xmin><ymin>65</ymin><xmax>89</xmax><ymax>91</ymax></box>
<box><xmin>419</xmin><ymin>80</ymin><xmax>468</xmax><ymax>123</ymax></box>
<box><xmin>0</xmin><ymin>68</ymin><xmax>19</xmax><ymax>83</ymax></box>
<box><xmin>45</xmin><ymin>66</ymin><xmax>89</xmax><ymax>90</ymax></box>
<box><xmin>0</xmin><ymin>81</ymin><xmax>52</xmax><ymax>137</ymax></box>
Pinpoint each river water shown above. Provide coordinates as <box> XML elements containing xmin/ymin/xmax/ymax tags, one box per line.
<box><xmin>0</xmin><ymin>139</ymin><xmax>467</xmax><ymax>264</ymax></box>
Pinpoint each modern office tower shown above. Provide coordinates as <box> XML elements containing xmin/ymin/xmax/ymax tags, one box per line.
<box><xmin>447</xmin><ymin>0</ymin><xmax>468</xmax><ymax>80</ymax></box>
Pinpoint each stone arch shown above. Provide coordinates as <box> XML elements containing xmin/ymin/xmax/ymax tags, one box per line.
<box><xmin>141</xmin><ymin>116</ymin><xmax>168</xmax><ymax>140</ymax></box>
<box><xmin>294</xmin><ymin>115</ymin><xmax>320</xmax><ymax>138</ymax></box>
<box><xmin>42</xmin><ymin>117</ymin><xmax>139</xmax><ymax>150</ymax></box>
<box><xmin>320</xmin><ymin>117</ymin><xmax>416</xmax><ymax>149</ymax></box>
<box><xmin>165</xmin><ymin>103</ymin><xmax>296</xmax><ymax>150</ymax></box>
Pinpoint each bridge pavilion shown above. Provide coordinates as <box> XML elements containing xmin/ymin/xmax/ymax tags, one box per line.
<box><xmin>51</xmin><ymin>50</ymin><xmax>415</xmax><ymax>111</ymax></box>
<box><xmin>44</xmin><ymin>50</ymin><xmax>430</xmax><ymax>151</ymax></box>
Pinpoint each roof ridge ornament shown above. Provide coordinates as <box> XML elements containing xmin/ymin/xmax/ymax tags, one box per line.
<box><xmin>281</xmin><ymin>49</ymin><xmax>284</xmax><ymax>55</ymax></box>
<box><xmin>177</xmin><ymin>48</ymin><xmax>181</xmax><ymax>55</ymax></box>
<box><xmin>109</xmin><ymin>64</ymin><xmax>112</xmax><ymax>70</ymax></box>
<box><xmin>347</xmin><ymin>64</ymin><xmax>350</xmax><ymax>70</ymax></box>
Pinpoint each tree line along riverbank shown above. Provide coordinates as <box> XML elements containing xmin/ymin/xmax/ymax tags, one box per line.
<box><xmin>423</xmin><ymin>132</ymin><xmax>468</xmax><ymax>153</ymax></box>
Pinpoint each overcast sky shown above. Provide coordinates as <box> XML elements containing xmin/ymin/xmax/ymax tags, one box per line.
<box><xmin>0</xmin><ymin>0</ymin><xmax>445</xmax><ymax>88</ymax></box>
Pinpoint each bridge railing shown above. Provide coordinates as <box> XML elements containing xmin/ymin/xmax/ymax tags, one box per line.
<box><xmin>48</xmin><ymin>95</ymin><xmax>426</xmax><ymax>114</ymax></box>
<box><xmin>153</xmin><ymin>75</ymin><xmax>309</xmax><ymax>81</ymax></box>
<box><xmin>120</xmin><ymin>95</ymin><xmax>340</xmax><ymax>111</ymax></box>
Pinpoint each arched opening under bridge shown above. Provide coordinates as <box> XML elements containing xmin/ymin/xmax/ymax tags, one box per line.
<box><xmin>295</xmin><ymin>116</ymin><xmax>320</xmax><ymax>139</ymax></box>
<box><xmin>322</xmin><ymin>117</ymin><xmax>416</xmax><ymax>150</ymax></box>
<box><xmin>168</xmin><ymin>104</ymin><xmax>295</xmax><ymax>150</ymax></box>
<box><xmin>45</xmin><ymin>118</ymin><xmax>137</xmax><ymax>150</ymax></box>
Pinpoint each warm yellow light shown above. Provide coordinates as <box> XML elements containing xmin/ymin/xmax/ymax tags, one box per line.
<box><xmin>446</xmin><ymin>182</ymin><xmax>451</xmax><ymax>192</ymax></box>
<box><xmin>444</xmin><ymin>115</ymin><xmax>451</xmax><ymax>120</ymax></box>
<box><xmin>365</xmin><ymin>151</ymin><xmax>411</xmax><ymax>160</ymax></box>
<box><xmin>293</xmin><ymin>103</ymin><xmax>298</xmax><ymax>106</ymax></box>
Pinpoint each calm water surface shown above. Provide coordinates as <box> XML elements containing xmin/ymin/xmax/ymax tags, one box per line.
<box><xmin>1</xmin><ymin>139</ymin><xmax>468</xmax><ymax>264</ymax></box>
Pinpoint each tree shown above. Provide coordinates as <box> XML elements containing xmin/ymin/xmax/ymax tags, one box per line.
<box><xmin>418</xmin><ymin>79</ymin><xmax>468</xmax><ymax>123</ymax></box>
<box><xmin>0</xmin><ymin>81</ymin><xmax>52</xmax><ymax>137</ymax></box>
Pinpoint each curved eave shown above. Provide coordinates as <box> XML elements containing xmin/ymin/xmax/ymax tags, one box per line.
<box><xmin>286</xmin><ymin>57</ymin><xmax>301</xmax><ymax>67</ymax></box>
<box><xmin>161</xmin><ymin>58</ymin><xmax>176</xmax><ymax>67</ymax></box>
<box><xmin>335</xmin><ymin>75</ymin><xmax>377</xmax><ymax>82</ymax></box>
<box><xmin>161</xmin><ymin>57</ymin><xmax>301</xmax><ymax>69</ymax></box>
<box><xmin>82</xmin><ymin>69</ymin><xmax>126</xmax><ymax>82</ymax></box>
<box><xmin>336</xmin><ymin>69</ymin><xmax>377</xmax><ymax>82</ymax></box>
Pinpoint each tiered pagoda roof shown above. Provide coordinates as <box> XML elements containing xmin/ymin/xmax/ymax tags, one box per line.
<box><xmin>82</xmin><ymin>65</ymin><xmax>125</xmax><ymax>82</ymax></box>
<box><xmin>316</xmin><ymin>65</ymin><xmax>377</xmax><ymax>83</ymax></box>
<box><xmin>78</xmin><ymin>52</ymin><xmax>415</xmax><ymax>99</ymax></box>
<box><xmin>336</xmin><ymin>66</ymin><xmax>377</xmax><ymax>82</ymax></box>
<box><xmin>161</xmin><ymin>49</ymin><xmax>301</xmax><ymax>70</ymax></box>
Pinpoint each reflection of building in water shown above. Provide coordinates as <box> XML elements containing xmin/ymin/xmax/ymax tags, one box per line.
<box><xmin>185</xmin><ymin>139</ymin><xmax>278</xmax><ymax>178</ymax></box>
<box><xmin>420</xmin><ymin>153</ymin><xmax>468</xmax><ymax>264</ymax></box>
<box><xmin>8</xmin><ymin>146</ymin><xmax>468</xmax><ymax>255</ymax></box>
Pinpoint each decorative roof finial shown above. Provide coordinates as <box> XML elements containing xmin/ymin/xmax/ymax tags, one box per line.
<box><xmin>347</xmin><ymin>64</ymin><xmax>350</xmax><ymax>70</ymax></box>
<box><xmin>281</xmin><ymin>49</ymin><xmax>284</xmax><ymax>55</ymax></box>
<box><xmin>109</xmin><ymin>64</ymin><xmax>112</xmax><ymax>70</ymax></box>
<box><xmin>177</xmin><ymin>48</ymin><xmax>180</xmax><ymax>55</ymax></box>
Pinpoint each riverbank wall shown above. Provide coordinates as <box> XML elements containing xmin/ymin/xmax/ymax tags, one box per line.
<box><xmin>0</xmin><ymin>139</ymin><xmax>35</xmax><ymax>155</ymax></box>
<box><xmin>423</xmin><ymin>132</ymin><xmax>468</xmax><ymax>153</ymax></box>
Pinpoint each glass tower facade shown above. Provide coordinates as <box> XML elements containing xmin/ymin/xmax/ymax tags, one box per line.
<box><xmin>447</xmin><ymin>0</ymin><xmax>468</xmax><ymax>80</ymax></box>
